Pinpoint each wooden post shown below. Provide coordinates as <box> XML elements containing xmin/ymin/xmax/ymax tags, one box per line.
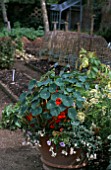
<box><xmin>52</xmin><ymin>21</ymin><xmax>58</xmax><ymax>31</ymax></box>
<box><xmin>90</xmin><ymin>15</ymin><xmax>95</xmax><ymax>36</ymax></box>
<box><xmin>64</xmin><ymin>22</ymin><xmax>68</xmax><ymax>31</ymax></box>
<box><xmin>75</xmin><ymin>22</ymin><xmax>81</xmax><ymax>69</ymax></box>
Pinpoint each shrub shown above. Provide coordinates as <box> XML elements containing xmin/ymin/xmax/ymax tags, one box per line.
<box><xmin>0</xmin><ymin>103</ymin><xmax>22</xmax><ymax>130</ymax></box>
<box><xmin>0</xmin><ymin>26</ymin><xmax>44</xmax><ymax>40</ymax></box>
<box><xmin>0</xmin><ymin>37</ymin><xmax>15</xmax><ymax>69</ymax></box>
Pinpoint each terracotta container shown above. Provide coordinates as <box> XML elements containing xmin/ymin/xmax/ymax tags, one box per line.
<box><xmin>39</xmin><ymin>136</ymin><xmax>88</xmax><ymax>170</ymax></box>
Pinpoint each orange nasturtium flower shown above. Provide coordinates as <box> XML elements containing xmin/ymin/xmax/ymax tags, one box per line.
<box><xmin>55</xmin><ymin>98</ymin><xmax>62</xmax><ymax>105</ymax></box>
<box><xmin>26</xmin><ymin>113</ymin><xmax>33</xmax><ymax>121</ymax></box>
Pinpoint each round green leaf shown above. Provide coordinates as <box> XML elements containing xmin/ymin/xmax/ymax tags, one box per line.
<box><xmin>28</xmin><ymin>79</ymin><xmax>37</xmax><ymax>90</ymax></box>
<box><xmin>31</xmin><ymin>106</ymin><xmax>42</xmax><ymax>116</ymax></box>
<box><xmin>62</xmin><ymin>96</ymin><xmax>73</xmax><ymax>107</ymax></box>
<box><xmin>50</xmin><ymin>107</ymin><xmax>60</xmax><ymax>116</ymax></box>
<box><xmin>31</xmin><ymin>100</ymin><xmax>40</xmax><ymax>109</ymax></box>
<box><xmin>47</xmin><ymin>100</ymin><xmax>56</xmax><ymax>109</ymax></box>
<box><xmin>51</xmin><ymin>93</ymin><xmax>60</xmax><ymax>100</ymax></box>
<box><xmin>59</xmin><ymin>104</ymin><xmax>66</xmax><ymax>112</ymax></box>
<box><xmin>40</xmin><ymin>90</ymin><xmax>50</xmax><ymax>99</ymax></box>
<box><xmin>49</xmin><ymin>84</ymin><xmax>57</xmax><ymax>93</ymax></box>
<box><xmin>42</xmin><ymin>111</ymin><xmax>52</xmax><ymax>119</ymax></box>
<box><xmin>68</xmin><ymin>108</ymin><xmax>77</xmax><ymax>120</ymax></box>
<box><xmin>55</xmin><ymin>78</ymin><xmax>64</xmax><ymax>86</ymax></box>
<box><xmin>19</xmin><ymin>92</ymin><xmax>27</xmax><ymax>102</ymax></box>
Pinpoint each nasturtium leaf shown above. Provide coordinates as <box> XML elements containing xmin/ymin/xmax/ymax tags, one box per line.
<box><xmin>85</xmin><ymin>83</ymin><xmax>90</xmax><ymax>90</ymax></box>
<box><xmin>42</xmin><ymin>111</ymin><xmax>51</xmax><ymax>119</ymax></box>
<box><xmin>78</xmin><ymin>76</ymin><xmax>87</xmax><ymax>82</ymax></box>
<box><xmin>62</xmin><ymin>73</ymin><xmax>71</xmax><ymax>79</ymax></box>
<box><xmin>49</xmin><ymin>84</ymin><xmax>57</xmax><ymax>93</ymax></box>
<box><xmin>32</xmin><ymin>96</ymin><xmax>39</xmax><ymax>102</ymax></box>
<box><xmin>73</xmin><ymin>91</ymin><xmax>81</xmax><ymax>99</ymax></box>
<box><xmin>60</xmin><ymin>86</ymin><xmax>65</xmax><ymax>91</ymax></box>
<box><xmin>66</xmin><ymin>87</ymin><xmax>74</xmax><ymax>92</ymax></box>
<box><xmin>40</xmin><ymin>90</ymin><xmax>50</xmax><ymax>99</ymax></box>
<box><xmin>76</xmin><ymin>101</ymin><xmax>83</xmax><ymax>109</ymax></box>
<box><xmin>59</xmin><ymin>104</ymin><xmax>66</xmax><ymax>112</ymax></box>
<box><xmin>51</xmin><ymin>93</ymin><xmax>60</xmax><ymax>100</ymax></box>
<box><xmin>19</xmin><ymin>92</ymin><xmax>27</xmax><ymax>102</ymax></box>
<box><xmin>68</xmin><ymin>108</ymin><xmax>77</xmax><ymax>120</ymax></box>
<box><xmin>50</xmin><ymin>107</ymin><xmax>60</xmax><ymax>116</ymax></box>
<box><xmin>37</xmin><ymin>81</ymin><xmax>44</xmax><ymax>87</ymax></box>
<box><xmin>47</xmin><ymin>100</ymin><xmax>56</xmax><ymax>109</ymax></box>
<box><xmin>21</xmin><ymin>105</ymin><xmax>28</xmax><ymax>114</ymax></box>
<box><xmin>28</xmin><ymin>79</ymin><xmax>37</xmax><ymax>90</ymax></box>
<box><xmin>68</xmin><ymin>78</ymin><xmax>77</xmax><ymax>83</ymax></box>
<box><xmin>77</xmin><ymin>96</ymin><xmax>85</xmax><ymax>102</ymax></box>
<box><xmin>55</xmin><ymin>78</ymin><xmax>64</xmax><ymax>86</ymax></box>
<box><xmin>75</xmin><ymin>82</ymin><xmax>83</xmax><ymax>88</ymax></box>
<box><xmin>31</xmin><ymin>100</ymin><xmax>40</xmax><ymax>109</ymax></box>
<box><xmin>62</xmin><ymin>96</ymin><xmax>73</xmax><ymax>107</ymax></box>
<box><xmin>43</xmin><ymin>78</ymin><xmax>52</xmax><ymax>85</ymax></box>
<box><xmin>31</xmin><ymin>107</ymin><xmax>42</xmax><ymax>116</ymax></box>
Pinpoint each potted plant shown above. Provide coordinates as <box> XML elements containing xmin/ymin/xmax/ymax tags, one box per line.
<box><xmin>12</xmin><ymin>49</ymin><xmax>111</xmax><ymax>169</ymax></box>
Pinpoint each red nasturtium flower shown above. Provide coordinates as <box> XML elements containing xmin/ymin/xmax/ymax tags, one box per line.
<box><xmin>50</xmin><ymin>124</ymin><xmax>55</xmax><ymax>129</ymax></box>
<box><xmin>26</xmin><ymin>113</ymin><xmax>33</xmax><ymax>121</ymax></box>
<box><xmin>57</xmin><ymin>111</ymin><xmax>66</xmax><ymax>119</ymax></box>
<box><xmin>55</xmin><ymin>98</ymin><xmax>62</xmax><ymax>105</ymax></box>
<box><xmin>55</xmin><ymin>118</ymin><xmax>61</xmax><ymax>123</ymax></box>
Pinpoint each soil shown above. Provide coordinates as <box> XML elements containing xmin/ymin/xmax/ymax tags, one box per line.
<box><xmin>0</xmin><ymin>60</ymin><xmax>44</xmax><ymax>170</ymax></box>
<box><xmin>0</xmin><ymin>59</ymin><xmax>110</xmax><ymax>170</ymax></box>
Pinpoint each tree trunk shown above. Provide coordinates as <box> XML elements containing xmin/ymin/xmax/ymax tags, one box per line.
<box><xmin>41</xmin><ymin>0</ymin><xmax>49</xmax><ymax>33</ymax></box>
<box><xmin>0</xmin><ymin>0</ymin><xmax>11</xmax><ymax>31</ymax></box>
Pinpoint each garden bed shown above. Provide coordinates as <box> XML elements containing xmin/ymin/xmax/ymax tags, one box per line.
<box><xmin>0</xmin><ymin>69</ymin><xmax>32</xmax><ymax>99</ymax></box>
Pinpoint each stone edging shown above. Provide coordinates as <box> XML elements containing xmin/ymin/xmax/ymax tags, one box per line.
<box><xmin>0</xmin><ymin>72</ymin><xmax>35</xmax><ymax>103</ymax></box>
<box><xmin>0</xmin><ymin>81</ymin><xmax>18</xmax><ymax>103</ymax></box>
<box><xmin>25</xmin><ymin>61</ymin><xmax>45</xmax><ymax>74</ymax></box>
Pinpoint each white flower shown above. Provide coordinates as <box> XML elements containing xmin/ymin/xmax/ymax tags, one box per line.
<box><xmin>76</xmin><ymin>158</ymin><xmax>80</xmax><ymax>162</ymax></box>
<box><xmin>22</xmin><ymin>141</ymin><xmax>27</xmax><ymax>146</ymax></box>
<box><xmin>95</xmin><ymin>84</ymin><xmax>99</xmax><ymax>90</ymax></box>
<box><xmin>90</xmin><ymin>154</ymin><xmax>94</xmax><ymax>160</ymax></box>
<box><xmin>74</xmin><ymin>143</ymin><xmax>77</xmax><ymax>147</ymax></box>
<box><xmin>49</xmin><ymin>146</ymin><xmax>54</xmax><ymax>152</ymax></box>
<box><xmin>38</xmin><ymin>130</ymin><xmax>45</xmax><ymax>137</ymax></box>
<box><xmin>61</xmin><ymin>150</ymin><xmax>68</xmax><ymax>156</ymax></box>
<box><xmin>51</xmin><ymin>151</ymin><xmax>57</xmax><ymax>157</ymax></box>
<box><xmin>73</xmin><ymin>150</ymin><xmax>76</xmax><ymax>154</ymax></box>
<box><xmin>47</xmin><ymin>140</ymin><xmax>51</xmax><ymax>146</ymax></box>
<box><xmin>70</xmin><ymin>147</ymin><xmax>74</xmax><ymax>155</ymax></box>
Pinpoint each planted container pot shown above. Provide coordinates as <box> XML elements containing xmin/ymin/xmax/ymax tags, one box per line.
<box><xmin>39</xmin><ymin>136</ymin><xmax>87</xmax><ymax>170</ymax></box>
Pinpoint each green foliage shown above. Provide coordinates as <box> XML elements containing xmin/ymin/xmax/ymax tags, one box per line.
<box><xmin>2</xmin><ymin>49</ymin><xmax>111</xmax><ymax>157</ymax></box>
<box><xmin>0</xmin><ymin>26</ymin><xmax>44</xmax><ymax>40</ymax></box>
<box><xmin>0</xmin><ymin>103</ymin><xmax>22</xmax><ymax>130</ymax></box>
<box><xmin>0</xmin><ymin>37</ymin><xmax>15</xmax><ymax>69</ymax></box>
